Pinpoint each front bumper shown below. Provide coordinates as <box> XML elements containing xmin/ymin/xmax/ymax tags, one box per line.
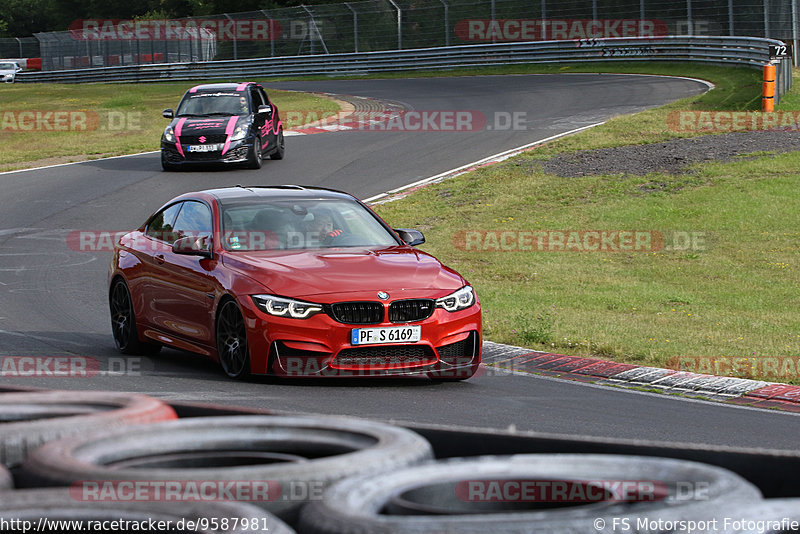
<box><xmin>161</xmin><ymin>138</ymin><xmax>253</xmax><ymax>165</ymax></box>
<box><xmin>239</xmin><ymin>297</ymin><xmax>482</xmax><ymax>378</ymax></box>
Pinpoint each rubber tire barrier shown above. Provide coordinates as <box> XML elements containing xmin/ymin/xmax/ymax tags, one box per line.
<box><xmin>0</xmin><ymin>487</ymin><xmax>294</xmax><ymax>533</ymax></box>
<box><xmin>16</xmin><ymin>415</ymin><xmax>433</xmax><ymax>524</ymax></box>
<box><xmin>0</xmin><ymin>465</ymin><xmax>12</xmax><ymax>489</ymax></box>
<box><xmin>298</xmin><ymin>453</ymin><xmax>762</xmax><ymax>534</ymax></box>
<box><xmin>0</xmin><ymin>390</ymin><xmax>177</xmax><ymax>468</ymax></box>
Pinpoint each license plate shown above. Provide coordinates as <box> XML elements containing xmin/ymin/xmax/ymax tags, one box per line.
<box><xmin>187</xmin><ymin>143</ymin><xmax>223</xmax><ymax>152</ymax></box>
<box><xmin>351</xmin><ymin>325</ymin><xmax>421</xmax><ymax>345</ymax></box>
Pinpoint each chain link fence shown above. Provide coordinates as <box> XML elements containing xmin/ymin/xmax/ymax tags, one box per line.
<box><xmin>0</xmin><ymin>37</ymin><xmax>40</xmax><ymax>60</ymax></box>
<box><xmin>5</xmin><ymin>0</ymin><xmax>799</xmax><ymax>70</ymax></box>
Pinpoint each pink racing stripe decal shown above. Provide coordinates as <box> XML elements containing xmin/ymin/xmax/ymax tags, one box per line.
<box><xmin>174</xmin><ymin>118</ymin><xmax>187</xmax><ymax>157</ymax></box>
<box><xmin>236</xmin><ymin>83</ymin><xmax>249</xmax><ymax>91</ymax></box>
<box><xmin>221</xmin><ymin>116</ymin><xmax>238</xmax><ymax>155</ymax></box>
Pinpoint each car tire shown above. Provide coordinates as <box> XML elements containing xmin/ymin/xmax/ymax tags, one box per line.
<box><xmin>109</xmin><ymin>278</ymin><xmax>162</xmax><ymax>356</ymax></box>
<box><xmin>0</xmin><ymin>390</ymin><xmax>177</xmax><ymax>467</ymax></box>
<box><xmin>247</xmin><ymin>137</ymin><xmax>263</xmax><ymax>169</ymax></box>
<box><xmin>160</xmin><ymin>151</ymin><xmax>177</xmax><ymax>171</ymax></box>
<box><xmin>270</xmin><ymin>128</ymin><xmax>285</xmax><ymax>160</ymax></box>
<box><xmin>216</xmin><ymin>299</ymin><xmax>250</xmax><ymax>379</ymax></box>
<box><xmin>0</xmin><ymin>488</ymin><xmax>295</xmax><ymax>534</ymax></box>
<box><xmin>16</xmin><ymin>415</ymin><xmax>434</xmax><ymax>524</ymax></box>
<box><xmin>298</xmin><ymin>454</ymin><xmax>762</xmax><ymax>534</ymax></box>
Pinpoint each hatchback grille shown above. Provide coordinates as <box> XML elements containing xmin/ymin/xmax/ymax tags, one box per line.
<box><xmin>180</xmin><ymin>134</ymin><xmax>228</xmax><ymax>144</ymax></box>
<box><xmin>329</xmin><ymin>302</ymin><xmax>384</xmax><ymax>325</ymax></box>
<box><xmin>388</xmin><ymin>299</ymin><xmax>435</xmax><ymax>323</ymax></box>
<box><xmin>334</xmin><ymin>345</ymin><xmax>435</xmax><ymax>368</ymax></box>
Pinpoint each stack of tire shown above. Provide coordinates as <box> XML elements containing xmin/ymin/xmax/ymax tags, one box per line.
<box><xmin>1</xmin><ymin>389</ymin><xmax>797</xmax><ymax>533</ymax></box>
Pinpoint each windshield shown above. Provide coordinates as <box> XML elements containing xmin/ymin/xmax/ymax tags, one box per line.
<box><xmin>0</xmin><ymin>63</ymin><xmax>18</xmax><ymax>70</ymax></box>
<box><xmin>177</xmin><ymin>92</ymin><xmax>249</xmax><ymax>117</ymax></box>
<box><xmin>220</xmin><ymin>197</ymin><xmax>399</xmax><ymax>251</ymax></box>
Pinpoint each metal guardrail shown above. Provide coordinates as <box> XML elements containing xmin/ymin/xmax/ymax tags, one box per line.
<box><xmin>17</xmin><ymin>36</ymin><xmax>793</xmax><ymax>102</ymax></box>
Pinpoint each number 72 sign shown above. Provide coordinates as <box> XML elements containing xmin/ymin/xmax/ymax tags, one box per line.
<box><xmin>769</xmin><ymin>44</ymin><xmax>790</xmax><ymax>58</ymax></box>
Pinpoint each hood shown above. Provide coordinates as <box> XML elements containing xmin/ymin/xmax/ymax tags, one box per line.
<box><xmin>221</xmin><ymin>246</ymin><xmax>466</xmax><ymax>301</ymax></box>
<box><xmin>172</xmin><ymin>116</ymin><xmax>246</xmax><ymax>137</ymax></box>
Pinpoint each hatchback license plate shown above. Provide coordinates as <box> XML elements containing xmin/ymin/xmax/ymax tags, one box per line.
<box><xmin>351</xmin><ymin>325</ymin><xmax>421</xmax><ymax>345</ymax></box>
<box><xmin>187</xmin><ymin>143</ymin><xmax>223</xmax><ymax>152</ymax></box>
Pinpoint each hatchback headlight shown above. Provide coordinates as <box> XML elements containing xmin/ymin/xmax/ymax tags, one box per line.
<box><xmin>435</xmin><ymin>286</ymin><xmax>475</xmax><ymax>312</ymax></box>
<box><xmin>230</xmin><ymin>125</ymin><xmax>248</xmax><ymax>141</ymax></box>
<box><xmin>251</xmin><ymin>294</ymin><xmax>323</xmax><ymax>319</ymax></box>
<box><xmin>163</xmin><ymin>125</ymin><xmax>176</xmax><ymax>143</ymax></box>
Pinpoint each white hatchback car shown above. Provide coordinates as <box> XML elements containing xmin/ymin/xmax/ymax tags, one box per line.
<box><xmin>0</xmin><ymin>62</ymin><xmax>22</xmax><ymax>83</ymax></box>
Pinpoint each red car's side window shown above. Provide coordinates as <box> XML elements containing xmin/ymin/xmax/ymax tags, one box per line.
<box><xmin>145</xmin><ymin>203</ymin><xmax>183</xmax><ymax>243</ymax></box>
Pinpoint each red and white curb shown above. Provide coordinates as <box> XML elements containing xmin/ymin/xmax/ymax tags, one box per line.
<box><xmin>482</xmin><ymin>341</ymin><xmax>800</xmax><ymax>412</ymax></box>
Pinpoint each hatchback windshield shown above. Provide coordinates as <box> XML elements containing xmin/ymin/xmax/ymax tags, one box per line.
<box><xmin>0</xmin><ymin>63</ymin><xmax>18</xmax><ymax>70</ymax></box>
<box><xmin>177</xmin><ymin>92</ymin><xmax>249</xmax><ymax>117</ymax></box>
<box><xmin>220</xmin><ymin>198</ymin><xmax>399</xmax><ymax>251</ymax></box>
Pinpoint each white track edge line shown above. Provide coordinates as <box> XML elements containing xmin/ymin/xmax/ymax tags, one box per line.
<box><xmin>363</xmin><ymin>122</ymin><xmax>606</xmax><ymax>203</ymax></box>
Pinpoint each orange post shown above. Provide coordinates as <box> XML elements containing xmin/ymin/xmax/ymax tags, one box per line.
<box><xmin>762</xmin><ymin>64</ymin><xmax>776</xmax><ymax>113</ymax></box>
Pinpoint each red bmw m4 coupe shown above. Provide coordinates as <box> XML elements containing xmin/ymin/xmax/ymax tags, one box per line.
<box><xmin>109</xmin><ymin>186</ymin><xmax>481</xmax><ymax>380</ymax></box>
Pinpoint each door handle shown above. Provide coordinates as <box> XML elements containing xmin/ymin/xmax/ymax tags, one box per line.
<box><xmin>154</xmin><ymin>254</ymin><xmax>165</xmax><ymax>264</ymax></box>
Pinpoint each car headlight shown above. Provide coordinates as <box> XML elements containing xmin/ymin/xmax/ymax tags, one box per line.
<box><xmin>230</xmin><ymin>125</ymin><xmax>248</xmax><ymax>141</ymax></box>
<box><xmin>163</xmin><ymin>125</ymin><xmax>176</xmax><ymax>143</ymax></box>
<box><xmin>436</xmin><ymin>285</ymin><xmax>475</xmax><ymax>312</ymax></box>
<box><xmin>251</xmin><ymin>294</ymin><xmax>323</xmax><ymax>319</ymax></box>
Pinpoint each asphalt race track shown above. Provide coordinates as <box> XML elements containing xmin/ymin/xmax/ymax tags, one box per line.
<box><xmin>3</xmin><ymin>74</ymin><xmax>799</xmax><ymax>450</ymax></box>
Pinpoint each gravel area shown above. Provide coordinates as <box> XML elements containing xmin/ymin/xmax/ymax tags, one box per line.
<box><xmin>540</xmin><ymin>130</ymin><xmax>800</xmax><ymax>177</ymax></box>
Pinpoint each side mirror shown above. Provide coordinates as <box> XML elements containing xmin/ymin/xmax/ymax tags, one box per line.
<box><xmin>162</xmin><ymin>109</ymin><xmax>174</xmax><ymax>119</ymax></box>
<box><xmin>257</xmin><ymin>105</ymin><xmax>272</xmax><ymax>116</ymax></box>
<box><xmin>15</xmin><ymin>65</ymin><xmax>22</xmax><ymax>73</ymax></box>
<box><xmin>395</xmin><ymin>228</ymin><xmax>425</xmax><ymax>246</ymax></box>
<box><xmin>172</xmin><ymin>235</ymin><xmax>212</xmax><ymax>258</ymax></box>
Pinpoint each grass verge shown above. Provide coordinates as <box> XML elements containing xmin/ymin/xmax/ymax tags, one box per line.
<box><xmin>374</xmin><ymin>66</ymin><xmax>800</xmax><ymax>384</ymax></box>
<box><xmin>0</xmin><ymin>82</ymin><xmax>339</xmax><ymax>171</ymax></box>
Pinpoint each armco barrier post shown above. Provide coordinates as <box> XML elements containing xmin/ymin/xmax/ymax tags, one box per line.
<box><xmin>763</xmin><ymin>63</ymin><xmax>776</xmax><ymax>112</ymax></box>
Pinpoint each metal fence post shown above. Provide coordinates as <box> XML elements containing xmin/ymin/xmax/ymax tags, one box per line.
<box><xmin>792</xmin><ymin>0</ymin><xmax>799</xmax><ymax>67</ymax></box>
<box><xmin>260</xmin><ymin>10</ymin><xmax>276</xmax><ymax>57</ymax></box>
<box><xmin>763</xmin><ymin>0</ymin><xmax>770</xmax><ymax>39</ymax></box>
<box><xmin>686</xmin><ymin>0</ymin><xmax>693</xmax><ymax>35</ymax></box>
<box><xmin>387</xmin><ymin>0</ymin><xmax>402</xmax><ymax>49</ymax></box>
<box><xmin>440</xmin><ymin>0</ymin><xmax>450</xmax><ymax>47</ymax></box>
<box><xmin>224</xmin><ymin>13</ymin><xmax>237</xmax><ymax>59</ymax></box>
<box><xmin>541</xmin><ymin>0</ymin><xmax>546</xmax><ymax>20</ymax></box>
<box><xmin>344</xmin><ymin>3</ymin><xmax>358</xmax><ymax>53</ymax></box>
<box><xmin>728</xmin><ymin>0</ymin><xmax>734</xmax><ymax>35</ymax></box>
<box><xmin>491</xmin><ymin>0</ymin><xmax>496</xmax><ymax>43</ymax></box>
